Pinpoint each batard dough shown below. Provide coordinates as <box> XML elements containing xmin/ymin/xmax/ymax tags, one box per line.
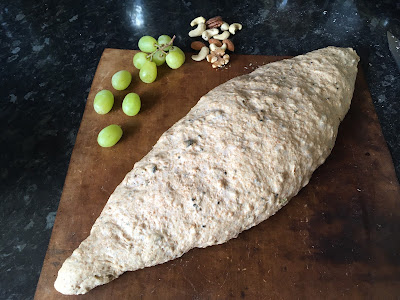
<box><xmin>54</xmin><ymin>46</ymin><xmax>359</xmax><ymax>294</ymax></box>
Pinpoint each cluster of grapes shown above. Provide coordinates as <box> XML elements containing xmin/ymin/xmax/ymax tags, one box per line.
<box><xmin>93</xmin><ymin>35</ymin><xmax>185</xmax><ymax>147</ymax></box>
<box><xmin>133</xmin><ymin>35</ymin><xmax>185</xmax><ymax>83</ymax></box>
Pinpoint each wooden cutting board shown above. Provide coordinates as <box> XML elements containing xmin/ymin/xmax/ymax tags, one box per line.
<box><xmin>35</xmin><ymin>49</ymin><xmax>400</xmax><ymax>299</ymax></box>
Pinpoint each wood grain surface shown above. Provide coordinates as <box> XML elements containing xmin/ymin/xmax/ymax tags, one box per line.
<box><xmin>35</xmin><ymin>49</ymin><xmax>400</xmax><ymax>299</ymax></box>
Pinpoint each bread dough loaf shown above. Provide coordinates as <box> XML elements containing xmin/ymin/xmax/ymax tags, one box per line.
<box><xmin>54</xmin><ymin>47</ymin><xmax>359</xmax><ymax>294</ymax></box>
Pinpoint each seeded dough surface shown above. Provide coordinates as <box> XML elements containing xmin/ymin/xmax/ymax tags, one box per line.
<box><xmin>54</xmin><ymin>47</ymin><xmax>359</xmax><ymax>295</ymax></box>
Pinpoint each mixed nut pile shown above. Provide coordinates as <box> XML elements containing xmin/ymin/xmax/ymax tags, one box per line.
<box><xmin>189</xmin><ymin>16</ymin><xmax>242</xmax><ymax>68</ymax></box>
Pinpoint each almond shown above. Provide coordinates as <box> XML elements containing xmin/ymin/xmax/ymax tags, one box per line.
<box><xmin>208</xmin><ymin>39</ymin><xmax>222</xmax><ymax>47</ymax></box>
<box><xmin>191</xmin><ymin>41</ymin><xmax>206</xmax><ymax>51</ymax></box>
<box><xmin>223</xmin><ymin>39</ymin><xmax>234</xmax><ymax>52</ymax></box>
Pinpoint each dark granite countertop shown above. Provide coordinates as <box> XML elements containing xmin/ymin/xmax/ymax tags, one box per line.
<box><xmin>1</xmin><ymin>0</ymin><xmax>399</xmax><ymax>299</ymax></box>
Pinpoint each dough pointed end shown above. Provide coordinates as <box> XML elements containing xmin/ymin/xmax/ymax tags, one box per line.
<box><xmin>54</xmin><ymin>261</ymin><xmax>88</xmax><ymax>295</ymax></box>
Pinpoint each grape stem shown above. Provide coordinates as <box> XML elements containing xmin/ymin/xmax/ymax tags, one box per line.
<box><xmin>147</xmin><ymin>35</ymin><xmax>176</xmax><ymax>60</ymax></box>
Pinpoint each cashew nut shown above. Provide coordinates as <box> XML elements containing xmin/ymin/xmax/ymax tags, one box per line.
<box><xmin>213</xmin><ymin>30</ymin><xmax>230</xmax><ymax>40</ymax></box>
<box><xmin>190</xmin><ymin>16</ymin><xmax>206</xmax><ymax>27</ymax></box>
<box><xmin>202</xmin><ymin>28</ymin><xmax>219</xmax><ymax>41</ymax></box>
<box><xmin>220</xmin><ymin>22</ymin><xmax>229</xmax><ymax>31</ymax></box>
<box><xmin>209</xmin><ymin>43</ymin><xmax>217</xmax><ymax>52</ymax></box>
<box><xmin>210</xmin><ymin>43</ymin><xmax>227</xmax><ymax>52</ymax></box>
<box><xmin>189</xmin><ymin>23</ymin><xmax>206</xmax><ymax>37</ymax></box>
<box><xmin>229</xmin><ymin>23</ymin><xmax>242</xmax><ymax>35</ymax></box>
<box><xmin>191</xmin><ymin>46</ymin><xmax>209</xmax><ymax>61</ymax></box>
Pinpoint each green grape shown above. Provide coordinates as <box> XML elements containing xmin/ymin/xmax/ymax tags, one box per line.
<box><xmin>133</xmin><ymin>52</ymin><xmax>149</xmax><ymax>69</ymax></box>
<box><xmin>138</xmin><ymin>36</ymin><xmax>157</xmax><ymax>53</ymax></box>
<box><xmin>122</xmin><ymin>93</ymin><xmax>141</xmax><ymax>116</ymax></box>
<box><xmin>111</xmin><ymin>70</ymin><xmax>132</xmax><ymax>90</ymax></box>
<box><xmin>152</xmin><ymin>50</ymin><xmax>166</xmax><ymax>66</ymax></box>
<box><xmin>139</xmin><ymin>61</ymin><xmax>157</xmax><ymax>83</ymax></box>
<box><xmin>157</xmin><ymin>35</ymin><xmax>172</xmax><ymax>51</ymax></box>
<box><xmin>93</xmin><ymin>90</ymin><xmax>114</xmax><ymax>114</ymax></box>
<box><xmin>168</xmin><ymin>46</ymin><xmax>185</xmax><ymax>60</ymax></box>
<box><xmin>166</xmin><ymin>48</ymin><xmax>185</xmax><ymax>69</ymax></box>
<box><xmin>97</xmin><ymin>124</ymin><xmax>123</xmax><ymax>147</ymax></box>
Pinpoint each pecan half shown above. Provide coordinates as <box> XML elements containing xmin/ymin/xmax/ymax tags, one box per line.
<box><xmin>207</xmin><ymin>19</ymin><xmax>224</xmax><ymax>29</ymax></box>
<box><xmin>206</xmin><ymin>16</ymin><xmax>223</xmax><ymax>28</ymax></box>
<box><xmin>206</xmin><ymin>16</ymin><xmax>222</xmax><ymax>25</ymax></box>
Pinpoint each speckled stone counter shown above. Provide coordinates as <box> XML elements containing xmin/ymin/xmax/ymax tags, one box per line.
<box><xmin>1</xmin><ymin>0</ymin><xmax>399</xmax><ymax>299</ymax></box>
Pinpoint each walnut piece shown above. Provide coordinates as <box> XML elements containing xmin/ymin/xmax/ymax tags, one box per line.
<box><xmin>212</xmin><ymin>54</ymin><xmax>230</xmax><ymax>68</ymax></box>
<box><xmin>206</xmin><ymin>48</ymin><xmax>230</xmax><ymax>68</ymax></box>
